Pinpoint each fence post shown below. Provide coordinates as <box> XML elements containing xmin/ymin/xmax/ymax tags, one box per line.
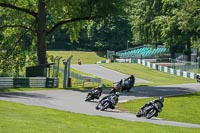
<box><xmin>63</xmin><ymin>55</ymin><xmax>73</xmax><ymax>89</ymax></box>
<box><xmin>198</xmin><ymin>56</ymin><xmax>200</xmax><ymax>68</ymax></box>
<box><xmin>53</xmin><ymin>56</ymin><xmax>62</xmax><ymax>77</ymax></box>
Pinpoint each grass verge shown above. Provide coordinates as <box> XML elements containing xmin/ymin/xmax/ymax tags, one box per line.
<box><xmin>0</xmin><ymin>100</ymin><xmax>199</xmax><ymax>133</ymax></box>
<box><xmin>117</xmin><ymin>92</ymin><xmax>200</xmax><ymax>124</ymax></box>
<box><xmin>47</xmin><ymin>51</ymin><xmax>106</xmax><ymax>64</ymax></box>
<box><xmin>101</xmin><ymin>63</ymin><xmax>196</xmax><ymax>86</ymax></box>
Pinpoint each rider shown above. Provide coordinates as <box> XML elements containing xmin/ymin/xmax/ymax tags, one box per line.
<box><xmin>97</xmin><ymin>92</ymin><xmax>120</xmax><ymax>109</ymax></box>
<box><xmin>123</xmin><ymin>75</ymin><xmax>135</xmax><ymax>90</ymax></box>
<box><xmin>126</xmin><ymin>75</ymin><xmax>135</xmax><ymax>84</ymax></box>
<box><xmin>140</xmin><ymin>97</ymin><xmax>164</xmax><ymax>114</ymax></box>
<box><xmin>91</xmin><ymin>86</ymin><xmax>102</xmax><ymax>99</ymax></box>
<box><xmin>110</xmin><ymin>79</ymin><xmax>123</xmax><ymax>94</ymax></box>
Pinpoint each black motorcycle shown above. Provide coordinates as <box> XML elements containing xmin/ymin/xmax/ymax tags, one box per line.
<box><xmin>196</xmin><ymin>74</ymin><xmax>200</xmax><ymax>83</ymax></box>
<box><xmin>85</xmin><ymin>88</ymin><xmax>102</xmax><ymax>102</ymax></box>
<box><xmin>109</xmin><ymin>80</ymin><xmax>123</xmax><ymax>94</ymax></box>
<box><xmin>136</xmin><ymin>101</ymin><xmax>163</xmax><ymax>119</ymax></box>
<box><xmin>96</xmin><ymin>92</ymin><xmax>119</xmax><ymax>111</ymax></box>
<box><xmin>121</xmin><ymin>78</ymin><xmax>134</xmax><ymax>92</ymax></box>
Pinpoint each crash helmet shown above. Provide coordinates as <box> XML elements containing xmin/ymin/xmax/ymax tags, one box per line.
<box><xmin>97</xmin><ymin>86</ymin><xmax>102</xmax><ymax>92</ymax></box>
<box><xmin>130</xmin><ymin>75</ymin><xmax>135</xmax><ymax>80</ymax></box>
<box><xmin>159</xmin><ymin>97</ymin><xmax>164</xmax><ymax>103</ymax></box>
<box><xmin>115</xmin><ymin>92</ymin><xmax>120</xmax><ymax>97</ymax></box>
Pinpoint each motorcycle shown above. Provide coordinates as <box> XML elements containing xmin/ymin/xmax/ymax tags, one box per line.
<box><xmin>196</xmin><ymin>74</ymin><xmax>200</xmax><ymax>83</ymax></box>
<box><xmin>109</xmin><ymin>80</ymin><xmax>123</xmax><ymax>94</ymax></box>
<box><xmin>85</xmin><ymin>87</ymin><xmax>102</xmax><ymax>102</ymax></box>
<box><xmin>136</xmin><ymin>101</ymin><xmax>163</xmax><ymax>119</ymax></box>
<box><xmin>121</xmin><ymin>78</ymin><xmax>134</xmax><ymax>92</ymax></box>
<box><xmin>96</xmin><ymin>92</ymin><xmax>119</xmax><ymax>111</ymax></box>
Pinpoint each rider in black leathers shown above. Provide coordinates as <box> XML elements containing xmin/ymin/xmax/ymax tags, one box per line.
<box><xmin>140</xmin><ymin>97</ymin><xmax>164</xmax><ymax>116</ymax></box>
<box><xmin>122</xmin><ymin>75</ymin><xmax>135</xmax><ymax>91</ymax></box>
<box><xmin>97</xmin><ymin>92</ymin><xmax>120</xmax><ymax>109</ymax></box>
<box><xmin>91</xmin><ymin>86</ymin><xmax>102</xmax><ymax>99</ymax></box>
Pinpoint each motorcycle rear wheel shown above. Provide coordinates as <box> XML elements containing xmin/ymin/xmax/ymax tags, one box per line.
<box><xmin>146</xmin><ymin>109</ymin><xmax>157</xmax><ymax>119</ymax></box>
<box><xmin>101</xmin><ymin>102</ymin><xmax>110</xmax><ymax>111</ymax></box>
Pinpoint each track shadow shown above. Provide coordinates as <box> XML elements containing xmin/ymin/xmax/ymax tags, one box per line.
<box><xmin>0</xmin><ymin>92</ymin><xmax>52</xmax><ymax>99</ymax></box>
<box><xmin>84</xmin><ymin>100</ymin><xmax>98</xmax><ymax>103</ymax></box>
<box><xmin>97</xmin><ymin>109</ymin><xmax>122</xmax><ymax>113</ymax></box>
<box><xmin>101</xmin><ymin>86</ymin><xmax>198</xmax><ymax>98</ymax></box>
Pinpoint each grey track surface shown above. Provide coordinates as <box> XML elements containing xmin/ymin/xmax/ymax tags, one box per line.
<box><xmin>0</xmin><ymin>64</ymin><xmax>200</xmax><ymax>128</ymax></box>
<box><xmin>71</xmin><ymin>64</ymin><xmax>150</xmax><ymax>83</ymax></box>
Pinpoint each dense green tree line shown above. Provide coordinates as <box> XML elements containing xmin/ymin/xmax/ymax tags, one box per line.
<box><xmin>128</xmin><ymin>0</ymin><xmax>200</xmax><ymax>60</ymax></box>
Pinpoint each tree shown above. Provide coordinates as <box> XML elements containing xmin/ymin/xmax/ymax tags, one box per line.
<box><xmin>0</xmin><ymin>0</ymin><xmax>126</xmax><ymax>66</ymax></box>
<box><xmin>87</xmin><ymin>16</ymin><xmax>132</xmax><ymax>51</ymax></box>
<box><xmin>128</xmin><ymin>0</ymin><xmax>200</xmax><ymax>60</ymax></box>
<box><xmin>176</xmin><ymin>0</ymin><xmax>200</xmax><ymax>57</ymax></box>
<box><xmin>128</xmin><ymin>0</ymin><xmax>163</xmax><ymax>45</ymax></box>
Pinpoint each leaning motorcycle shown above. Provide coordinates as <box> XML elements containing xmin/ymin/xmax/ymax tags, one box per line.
<box><xmin>136</xmin><ymin>101</ymin><xmax>163</xmax><ymax>119</ymax></box>
<box><xmin>96</xmin><ymin>93</ymin><xmax>119</xmax><ymax>111</ymax></box>
<box><xmin>109</xmin><ymin>80</ymin><xmax>123</xmax><ymax>94</ymax></box>
<box><xmin>85</xmin><ymin>89</ymin><xmax>101</xmax><ymax>102</ymax></box>
<box><xmin>121</xmin><ymin>78</ymin><xmax>134</xmax><ymax>92</ymax></box>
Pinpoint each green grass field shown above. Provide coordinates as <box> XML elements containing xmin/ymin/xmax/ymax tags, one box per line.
<box><xmin>101</xmin><ymin>63</ymin><xmax>196</xmax><ymax>86</ymax></box>
<box><xmin>117</xmin><ymin>92</ymin><xmax>200</xmax><ymax>124</ymax></box>
<box><xmin>0</xmin><ymin>100</ymin><xmax>199</xmax><ymax>133</ymax></box>
<box><xmin>47</xmin><ymin>51</ymin><xmax>106</xmax><ymax>64</ymax></box>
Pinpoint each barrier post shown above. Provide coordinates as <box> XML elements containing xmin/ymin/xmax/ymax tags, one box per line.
<box><xmin>63</xmin><ymin>55</ymin><xmax>73</xmax><ymax>89</ymax></box>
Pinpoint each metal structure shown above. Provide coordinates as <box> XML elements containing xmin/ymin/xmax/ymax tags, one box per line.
<box><xmin>63</xmin><ymin>55</ymin><xmax>73</xmax><ymax>89</ymax></box>
<box><xmin>52</xmin><ymin>56</ymin><xmax>62</xmax><ymax>77</ymax></box>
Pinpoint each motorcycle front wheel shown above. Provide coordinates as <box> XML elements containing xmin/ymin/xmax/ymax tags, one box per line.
<box><xmin>136</xmin><ymin>109</ymin><xmax>143</xmax><ymax>117</ymax></box>
<box><xmin>85</xmin><ymin>94</ymin><xmax>92</xmax><ymax>101</ymax></box>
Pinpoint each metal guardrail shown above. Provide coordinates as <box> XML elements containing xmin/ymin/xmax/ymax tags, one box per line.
<box><xmin>58</xmin><ymin>67</ymin><xmax>102</xmax><ymax>87</ymax></box>
<box><xmin>0</xmin><ymin>77</ymin><xmax>59</xmax><ymax>88</ymax></box>
<box><xmin>70</xmin><ymin>72</ymin><xmax>102</xmax><ymax>84</ymax></box>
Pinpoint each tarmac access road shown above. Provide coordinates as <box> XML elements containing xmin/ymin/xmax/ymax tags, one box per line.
<box><xmin>71</xmin><ymin>64</ymin><xmax>150</xmax><ymax>83</ymax></box>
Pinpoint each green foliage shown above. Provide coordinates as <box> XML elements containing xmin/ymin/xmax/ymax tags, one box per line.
<box><xmin>128</xmin><ymin>0</ymin><xmax>163</xmax><ymax>45</ymax></box>
<box><xmin>0</xmin><ymin>0</ymin><xmax>128</xmax><ymax>69</ymax></box>
<box><xmin>128</xmin><ymin>0</ymin><xmax>200</xmax><ymax>60</ymax></box>
<box><xmin>87</xmin><ymin>17</ymin><xmax>133</xmax><ymax>51</ymax></box>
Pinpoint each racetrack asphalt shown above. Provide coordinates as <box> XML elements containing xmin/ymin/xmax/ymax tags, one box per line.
<box><xmin>0</xmin><ymin>64</ymin><xmax>200</xmax><ymax>128</ymax></box>
<box><xmin>71</xmin><ymin>64</ymin><xmax>150</xmax><ymax>83</ymax></box>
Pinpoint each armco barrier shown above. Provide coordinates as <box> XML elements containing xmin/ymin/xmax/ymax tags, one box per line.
<box><xmin>0</xmin><ymin>77</ymin><xmax>59</xmax><ymax>88</ymax></box>
<box><xmin>70</xmin><ymin>72</ymin><xmax>102</xmax><ymax>87</ymax></box>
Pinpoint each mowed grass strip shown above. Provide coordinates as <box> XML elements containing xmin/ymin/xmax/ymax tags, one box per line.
<box><xmin>47</xmin><ymin>51</ymin><xmax>106</xmax><ymax>64</ymax></box>
<box><xmin>117</xmin><ymin>92</ymin><xmax>200</xmax><ymax>124</ymax></box>
<box><xmin>101</xmin><ymin>63</ymin><xmax>196</xmax><ymax>85</ymax></box>
<box><xmin>0</xmin><ymin>100</ymin><xmax>199</xmax><ymax>133</ymax></box>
